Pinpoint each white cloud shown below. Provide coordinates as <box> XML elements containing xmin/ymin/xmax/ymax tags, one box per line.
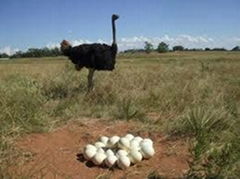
<box><xmin>233</xmin><ymin>37</ymin><xmax>240</xmax><ymax>42</ymax></box>
<box><xmin>46</xmin><ymin>34</ymin><xmax>240</xmax><ymax>51</ymax></box>
<box><xmin>117</xmin><ymin>34</ymin><xmax>215</xmax><ymax>50</ymax></box>
<box><xmin>46</xmin><ymin>42</ymin><xmax>60</xmax><ymax>49</ymax></box>
<box><xmin>71</xmin><ymin>39</ymin><xmax>93</xmax><ymax>46</ymax></box>
<box><xmin>46</xmin><ymin>39</ymin><xmax>94</xmax><ymax>49</ymax></box>
<box><xmin>97</xmin><ymin>39</ymin><xmax>107</xmax><ymax>44</ymax></box>
<box><xmin>0</xmin><ymin>46</ymin><xmax>19</xmax><ymax>56</ymax></box>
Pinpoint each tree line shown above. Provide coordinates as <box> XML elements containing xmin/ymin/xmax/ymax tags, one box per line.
<box><xmin>0</xmin><ymin>47</ymin><xmax>61</xmax><ymax>58</ymax></box>
<box><xmin>0</xmin><ymin>44</ymin><xmax>240</xmax><ymax>58</ymax></box>
<box><xmin>0</xmin><ymin>53</ymin><xmax>9</xmax><ymax>58</ymax></box>
<box><xmin>124</xmin><ymin>42</ymin><xmax>240</xmax><ymax>54</ymax></box>
<box><xmin>10</xmin><ymin>47</ymin><xmax>61</xmax><ymax>58</ymax></box>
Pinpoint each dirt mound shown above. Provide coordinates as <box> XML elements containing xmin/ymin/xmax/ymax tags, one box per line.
<box><xmin>15</xmin><ymin>118</ymin><xmax>190</xmax><ymax>178</ymax></box>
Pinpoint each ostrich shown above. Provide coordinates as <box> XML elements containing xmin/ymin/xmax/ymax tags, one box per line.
<box><xmin>60</xmin><ymin>14</ymin><xmax>119</xmax><ymax>91</ymax></box>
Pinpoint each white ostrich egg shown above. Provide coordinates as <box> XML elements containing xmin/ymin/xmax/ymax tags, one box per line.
<box><xmin>140</xmin><ymin>140</ymin><xmax>153</xmax><ymax>150</ymax></box>
<box><xmin>125</xmin><ymin>134</ymin><xmax>134</xmax><ymax>141</ymax></box>
<box><xmin>118</xmin><ymin>137</ymin><xmax>130</xmax><ymax>150</ymax></box>
<box><xmin>130</xmin><ymin>140</ymin><xmax>140</xmax><ymax>151</ymax></box>
<box><xmin>140</xmin><ymin>144</ymin><xmax>155</xmax><ymax>159</ymax></box>
<box><xmin>128</xmin><ymin>149</ymin><xmax>143</xmax><ymax>164</ymax></box>
<box><xmin>95</xmin><ymin>141</ymin><xmax>106</xmax><ymax>148</ymax></box>
<box><xmin>133</xmin><ymin>136</ymin><xmax>143</xmax><ymax>143</ymax></box>
<box><xmin>106</xmin><ymin>149</ymin><xmax>115</xmax><ymax>156</ymax></box>
<box><xmin>117</xmin><ymin>155</ymin><xmax>131</xmax><ymax>169</ymax></box>
<box><xmin>142</xmin><ymin>138</ymin><xmax>153</xmax><ymax>146</ymax></box>
<box><xmin>99</xmin><ymin>136</ymin><xmax>109</xmax><ymax>145</ymax></box>
<box><xmin>85</xmin><ymin>144</ymin><xmax>97</xmax><ymax>151</ymax></box>
<box><xmin>108</xmin><ymin>136</ymin><xmax>120</xmax><ymax>147</ymax></box>
<box><xmin>97</xmin><ymin>147</ymin><xmax>105</xmax><ymax>154</ymax></box>
<box><xmin>116</xmin><ymin>149</ymin><xmax>128</xmax><ymax>157</ymax></box>
<box><xmin>105</xmin><ymin>155</ymin><xmax>118</xmax><ymax>168</ymax></box>
<box><xmin>92</xmin><ymin>152</ymin><xmax>107</xmax><ymax>165</ymax></box>
<box><xmin>83</xmin><ymin>148</ymin><xmax>97</xmax><ymax>160</ymax></box>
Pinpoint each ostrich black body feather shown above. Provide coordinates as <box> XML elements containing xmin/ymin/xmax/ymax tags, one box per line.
<box><xmin>62</xmin><ymin>43</ymin><xmax>117</xmax><ymax>71</ymax></box>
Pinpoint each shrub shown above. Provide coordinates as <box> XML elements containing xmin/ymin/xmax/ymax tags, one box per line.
<box><xmin>173</xmin><ymin>45</ymin><xmax>184</xmax><ymax>51</ymax></box>
<box><xmin>144</xmin><ymin>41</ymin><xmax>154</xmax><ymax>53</ymax></box>
<box><xmin>157</xmin><ymin>42</ymin><xmax>169</xmax><ymax>53</ymax></box>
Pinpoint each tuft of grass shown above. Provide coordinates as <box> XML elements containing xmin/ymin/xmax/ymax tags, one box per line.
<box><xmin>0</xmin><ymin>74</ymin><xmax>52</xmax><ymax>176</ymax></box>
<box><xmin>0</xmin><ymin>74</ymin><xmax>49</xmax><ymax>134</ymax></box>
<box><xmin>113</xmin><ymin>96</ymin><xmax>146</xmax><ymax>121</ymax></box>
<box><xmin>41</xmin><ymin>63</ymin><xmax>86</xmax><ymax>100</ymax></box>
<box><xmin>95</xmin><ymin>173</ymin><xmax>111</xmax><ymax>179</ymax></box>
<box><xmin>147</xmin><ymin>171</ymin><xmax>164</xmax><ymax>179</ymax></box>
<box><xmin>115</xmin><ymin>97</ymin><xmax>138</xmax><ymax>120</ymax></box>
<box><xmin>171</xmin><ymin>107</ymin><xmax>240</xmax><ymax>178</ymax></box>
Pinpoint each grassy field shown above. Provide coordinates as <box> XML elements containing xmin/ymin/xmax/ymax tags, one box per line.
<box><xmin>1</xmin><ymin>51</ymin><xmax>240</xmax><ymax>178</ymax></box>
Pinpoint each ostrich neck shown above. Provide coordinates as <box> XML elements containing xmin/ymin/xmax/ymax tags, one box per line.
<box><xmin>112</xmin><ymin>19</ymin><xmax>117</xmax><ymax>44</ymax></box>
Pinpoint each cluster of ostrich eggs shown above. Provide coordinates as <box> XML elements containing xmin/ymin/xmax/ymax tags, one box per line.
<box><xmin>83</xmin><ymin>134</ymin><xmax>155</xmax><ymax>169</ymax></box>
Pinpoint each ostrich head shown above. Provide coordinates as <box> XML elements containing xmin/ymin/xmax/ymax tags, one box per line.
<box><xmin>112</xmin><ymin>14</ymin><xmax>119</xmax><ymax>21</ymax></box>
<box><xmin>60</xmin><ymin>40</ymin><xmax>72</xmax><ymax>53</ymax></box>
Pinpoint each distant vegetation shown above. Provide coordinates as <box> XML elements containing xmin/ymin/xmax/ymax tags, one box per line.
<box><xmin>157</xmin><ymin>42</ymin><xmax>169</xmax><ymax>53</ymax></box>
<box><xmin>144</xmin><ymin>41</ymin><xmax>154</xmax><ymax>53</ymax></box>
<box><xmin>0</xmin><ymin>53</ymin><xmax>9</xmax><ymax>58</ymax></box>
<box><xmin>123</xmin><ymin>43</ymin><xmax>240</xmax><ymax>54</ymax></box>
<box><xmin>0</xmin><ymin>47</ymin><xmax>61</xmax><ymax>59</ymax></box>
<box><xmin>173</xmin><ymin>45</ymin><xmax>184</xmax><ymax>51</ymax></box>
<box><xmin>232</xmin><ymin>46</ymin><xmax>240</xmax><ymax>51</ymax></box>
<box><xmin>0</xmin><ymin>44</ymin><xmax>240</xmax><ymax>59</ymax></box>
<box><xmin>10</xmin><ymin>47</ymin><xmax>61</xmax><ymax>58</ymax></box>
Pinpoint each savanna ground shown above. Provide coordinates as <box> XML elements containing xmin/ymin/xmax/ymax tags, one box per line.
<box><xmin>0</xmin><ymin>51</ymin><xmax>240</xmax><ymax>178</ymax></box>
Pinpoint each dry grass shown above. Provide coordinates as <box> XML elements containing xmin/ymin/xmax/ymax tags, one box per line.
<box><xmin>0</xmin><ymin>51</ymin><xmax>240</xmax><ymax>177</ymax></box>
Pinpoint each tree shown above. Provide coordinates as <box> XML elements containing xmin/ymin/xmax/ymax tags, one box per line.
<box><xmin>205</xmin><ymin>47</ymin><xmax>211</xmax><ymax>51</ymax></box>
<box><xmin>0</xmin><ymin>53</ymin><xmax>9</xmax><ymax>58</ymax></box>
<box><xmin>144</xmin><ymin>41</ymin><xmax>154</xmax><ymax>53</ymax></box>
<box><xmin>157</xmin><ymin>42</ymin><xmax>169</xmax><ymax>53</ymax></box>
<box><xmin>232</xmin><ymin>46</ymin><xmax>240</xmax><ymax>51</ymax></box>
<box><xmin>10</xmin><ymin>51</ymin><xmax>23</xmax><ymax>58</ymax></box>
<box><xmin>173</xmin><ymin>45</ymin><xmax>184</xmax><ymax>51</ymax></box>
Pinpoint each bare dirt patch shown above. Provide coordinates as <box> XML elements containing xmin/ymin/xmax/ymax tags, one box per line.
<box><xmin>14</xmin><ymin>118</ymin><xmax>190</xmax><ymax>178</ymax></box>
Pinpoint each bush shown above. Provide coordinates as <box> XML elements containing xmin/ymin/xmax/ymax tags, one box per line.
<box><xmin>157</xmin><ymin>42</ymin><xmax>169</xmax><ymax>53</ymax></box>
<box><xmin>232</xmin><ymin>46</ymin><xmax>240</xmax><ymax>51</ymax></box>
<box><xmin>0</xmin><ymin>53</ymin><xmax>9</xmax><ymax>58</ymax></box>
<box><xmin>144</xmin><ymin>41</ymin><xmax>154</xmax><ymax>53</ymax></box>
<box><xmin>173</xmin><ymin>45</ymin><xmax>184</xmax><ymax>51</ymax></box>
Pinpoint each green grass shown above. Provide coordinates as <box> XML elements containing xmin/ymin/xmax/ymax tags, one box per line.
<box><xmin>0</xmin><ymin>51</ymin><xmax>240</xmax><ymax>177</ymax></box>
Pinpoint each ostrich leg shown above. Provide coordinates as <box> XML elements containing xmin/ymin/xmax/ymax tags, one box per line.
<box><xmin>75</xmin><ymin>64</ymin><xmax>83</xmax><ymax>71</ymax></box>
<box><xmin>87</xmin><ymin>68</ymin><xmax>95</xmax><ymax>91</ymax></box>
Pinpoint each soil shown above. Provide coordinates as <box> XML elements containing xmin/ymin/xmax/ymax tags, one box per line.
<box><xmin>15</xmin><ymin>118</ymin><xmax>190</xmax><ymax>179</ymax></box>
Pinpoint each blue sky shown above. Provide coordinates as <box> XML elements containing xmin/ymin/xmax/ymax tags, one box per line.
<box><xmin>0</xmin><ymin>0</ymin><xmax>240</xmax><ymax>54</ymax></box>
